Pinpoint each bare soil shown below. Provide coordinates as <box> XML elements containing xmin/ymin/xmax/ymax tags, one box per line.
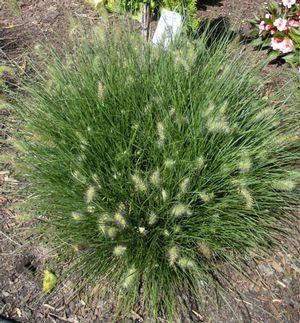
<box><xmin>0</xmin><ymin>1</ymin><xmax>299</xmax><ymax>322</ymax></box>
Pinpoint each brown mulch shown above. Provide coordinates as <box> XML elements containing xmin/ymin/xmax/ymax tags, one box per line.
<box><xmin>1</xmin><ymin>0</ymin><xmax>299</xmax><ymax>322</ymax></box>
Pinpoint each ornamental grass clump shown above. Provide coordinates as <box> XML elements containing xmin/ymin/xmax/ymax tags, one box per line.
<box><xmin>14</xmin><ymin>26</ymin><xmax>299</xmax><ymax>321</ymax></box>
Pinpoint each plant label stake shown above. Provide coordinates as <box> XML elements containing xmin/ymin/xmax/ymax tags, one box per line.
<box><xmin>141</xmin><ymin>2</ymin><xmax>151</xmax><ymax>41</ymax></box>
<box><xmin>152</xmin><ymin>9</ymin><xmax>182</xmax><ymax>49</ymax></box>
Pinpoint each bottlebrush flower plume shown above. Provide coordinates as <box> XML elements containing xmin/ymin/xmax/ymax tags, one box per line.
<box><xmin>86</xmin><ymin>185</ymin><xmax>96</xmax><ymax>203</ymax></box>
<box><xmin>167</xmin><ymin>246</ymin><xmax>179</xmax><ymax>266</ymax></box>
<box><xmin>171</xmin><ymin>203</ymin><xmax>192</xmax><ymax>217</ymax></box>
<box><xmin>113</xmin><ymin>245</ymin><xmax>127</xmax><ymax>256</ymax></box>
<box><xmin>131</xmin><ymin>174</ymin><xmax>147</xmax><ymax>192</ymax></box>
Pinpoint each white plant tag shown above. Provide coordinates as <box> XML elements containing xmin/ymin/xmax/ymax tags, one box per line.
<box><xmin>152</xmin><ymin>9</ymin><xmax>182</xmax><ymax>49</ymax></box>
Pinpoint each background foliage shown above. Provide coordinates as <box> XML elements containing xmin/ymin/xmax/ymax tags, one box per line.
<box><xmin>86</xmin><ymin>0</ymin><xmax>199</xmax><ymax>30</ymax></box>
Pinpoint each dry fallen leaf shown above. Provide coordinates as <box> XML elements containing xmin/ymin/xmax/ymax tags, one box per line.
<box><xmin>192</xmin><ymin>310</ymin><xmax>204</xmax><ymax>321</ymax></box>
<box><xmin>272</xmin><ymin>260</ymin><xmax>283</xmax><ymax>273</ymax></box>
<box><xmin>15</xmin><ymin>307</ymin><xmax>22</xmax><ymax>317</ymax></box>
<box><xmin>0</xmin><ymin>170</ymin><xmax>10</xmax><ymax>184</ymax></box>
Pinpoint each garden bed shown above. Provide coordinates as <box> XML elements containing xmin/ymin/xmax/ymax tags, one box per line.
<box><xmin>0</xmin><ymin>1</ymin><xmax>299</xmax><ymax>322</ymax></box>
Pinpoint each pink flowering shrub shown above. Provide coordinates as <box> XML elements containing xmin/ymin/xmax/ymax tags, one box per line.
<box><xmin>250</xmin><ymin>0</ymin><xmax>300</xmax><ymax>67</ymax></box>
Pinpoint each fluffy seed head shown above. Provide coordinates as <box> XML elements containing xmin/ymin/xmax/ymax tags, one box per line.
<box><xmin>207</xmin><ymin>117</ymin><xmax>231</xmax><ymax>134</ymax></box>
<box><xmin>138</xmin><ymin>227</ymin><xmax>146</xmax><ymax>235</ymax></box>
<box><xmin>164</xmin><ymin>159</ymin><xmax>175</xmax><ymax>169</ymax></box>
<box><xmin>272</xmin><ymin>180</ymin><xmax>296</xmax><ymax>191</ymax></box>
<box><xmin>197</xmin><ymin>242</ymin><xmax>212</xmax><ymax>259</ymax></box>
<box><xmin>148</xmin><ymin>212</ymin><xmax>157</xmax><ymax>225</ymax></box>
<box><xmin>122</xmin><ymin>266</ymin><xmax>136</xmax><ymax>289</ymax></box>
<box><xmin>274</xmin><ymin>134</ymin><xmax>298</xmax><ymax>146</ymax></box>
<box><xmin>171</xmin><ymin>203</ymin><xmax>192</xmax><ymax>217</ymax></box>
<box><xmin>167</xmin><ymin>246</ymin><xmax>179</xmax><ymax>266</ymax></box>
<box><xmin>107</xmin><ymin>227</ymin><xmax>117</xmax><ymax>239</ymax></box>
<box><xmin>254</xmin><ymin>107</ymin><xmax>276</xmax><ymax>121</ymax></box>
<box><xmin>239</xmin><ymin>156</ymin><xmax>252</xmax><ymax>173</ymax></box>
<box><xmin>98</xmin><ymin>81</ymin><xmax>104</xmax><ymax>98</ymax></box>
<box><xmin>86</xmin><ymin>185</ymin><xmax>96</xmax><ymax>203</ymax></box>
<box><xmin>178</xmin><ymin>257</ymin><xmax>196</xmax><ymax>269</ymax></box>
<box><xmin>131</xmin><ymin>174</ymin><xmax>147</xmax><ymax>193</ymax></box>
<box><xmin>238</xmin><ymin>187</ymin><xmax>254</xmax><ymax>209</ymax></box>
<box><xmin>175</xmin><ymin>54</ymin><xmax>189</xmax><ymax>71</ymax></box>
<box><xmin>72</xmin><ymin>244</ymin><xmax>81</xmax><ymax>252</ymax></box>
<box><xmin>156</xmin><ymin>121</ymin><xmax>165</xmax><ymax>142</ymax></box>
<box><xmin>199</xmin><ymin>191</ymin><xmax>214</xmax><ymax>203</ymax></box>
<box><xmin>169</xmin><ymin>107</ymin><xmax>175</xmax><ymax>116</ymax></box>
<box><xmin>195</xmin><ymin>156</ymin><xmax>205</xmax><ymax>170</ymax></box>
<box><xmin>203</xmin><ymin>101</ymin><xmax>215</xmax><ymax>117</ymax></box>
<box><xmin>179</xmin><ymin>178</ymin><xmax>190</xmax><ymax>194</ymax></box>
<box><xmin>161</xmin><ymin>189</ymin><xmax>168</xmax><ymax>202</ymax></box>
<box><xmin>87</xmin><ymin>205</ymin><xmax>95</xmax><ymax>213</ymax></box>
<box><xmin>113</xmin><ymin>245</ymin><xmax>127</xmax><ymax>257</ymax></box>
<box><xmin>219</xmin><ymin>101</ymin><xmax>228</xmax><ymax>114</ymax></box>
<box><xmin>71</xmin><ymin>211</ymin><xmax>82</xmax><ymax>221</ymax></box>
<box><xmin>114</xmin><ymin>211</ymin><xmax>126</xmax><ymax>229</ymax></box>
<box><xmin>150</xmin><ymin>170</ymin><xmax>161</xmax><ymax>187</ymax></box>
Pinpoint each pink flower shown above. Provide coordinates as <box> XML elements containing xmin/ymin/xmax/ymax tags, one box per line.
<box><xmin>265</xmin><ymin>13</ymin><xmax>272</xmax><ymax>19</ymax></box>
<box><xmin>271</xmin><ymin>29</ymin><xmax>276</xmax><ymax>35</ymax></box>
<box><xmin>274</xmin><ymin>18</ymin><xmax>288</xmax><ymax>31</ymax></box>
<box><xmin>280</xmin><ymin>38</ymin><xmax>294</xmax><ymax>53</ymax></box>
<box><xmin>282</xmin><ymin>0</ymin><xmax>296</xmax><ymax>8</ymax></box>
<box><xmin>259</xmin><ymin>21</ymin><xmax>265</xmax><ymax>34</ymax></box>
<box><xmin>271</xmin><ymin>37</ymin><xmax>295</xmax><ymax>53</ymax></box>
<box><xmin>271</xmin><ymin>38</ymin><xmax>283</xmax><ymax>51</ymax></box>
<box><xmin>288</xmin><ymin>19</ymin><xmax>300</xmax><ymax>28</ymax></box>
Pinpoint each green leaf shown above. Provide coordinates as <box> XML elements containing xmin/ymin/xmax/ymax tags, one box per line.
<box><xmin>268</xmin><ymin>0</ymin><xmax>279</xmax><ymax>13</ymax></box>
<box><xmin>248</xmin><ymin>18</ymin><xmax>258</xmax><ymax>25</ymax></box>
<box><xmin>290</xmin><ymin>33</ymin><xmax>300</xmax><ymax>45</ymax></box>
<box><xmin>251</xmin><ymin>37</ymin><xmax>264</xmax><ymax>47</ymax></box>
<box><xmin>284</xmin><ymin>52</ymin><xmax>300</xmax><ymax>65</ymax></box>
<box><xmin>262</xmin><ymin>38</ymin><xmax>271</xmax><ymax>48</ymax></box>
<box><xmin>268</xmin><ymin>50</ymin><xmax>280</xmax><ymax>61</ymax></box>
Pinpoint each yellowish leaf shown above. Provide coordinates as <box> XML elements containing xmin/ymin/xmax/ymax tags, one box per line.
<box><xmin>43</xmin><ymin>270</ymin><xmax>57</xmax><ymax>293</ymax></box>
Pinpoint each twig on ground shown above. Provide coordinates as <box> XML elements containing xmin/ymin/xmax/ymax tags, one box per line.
<box><xmin>49</xmin><ymin>313</ymin><xmax>76</xmax><ymax>323</ymax></box>
<box><xmin>0</xmin><ymin>229</ymin><xmax>22</xmax><ymax>246</ymax></box>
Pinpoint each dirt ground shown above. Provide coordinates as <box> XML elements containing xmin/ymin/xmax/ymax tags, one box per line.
<box><xmin>0</xmin><ymin>0</ymin><xmax>299</xmax><ymax>322</ymax></box>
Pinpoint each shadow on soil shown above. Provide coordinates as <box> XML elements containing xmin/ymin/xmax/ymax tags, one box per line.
<box><xmin>195</xmin><ymin>17</ymin><xmax>237</xmax><ymax>44</ymax></box>
<box><xmin>197</xmin><ymin>0</ymin><xmax>224</xmax><ymax>11</ymax></box>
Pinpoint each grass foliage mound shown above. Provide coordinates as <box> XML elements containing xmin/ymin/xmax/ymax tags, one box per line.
<box><xmin>15</xmin><ymin>26</ymin><xmax>299</xmax><ymax>320</ymax></box>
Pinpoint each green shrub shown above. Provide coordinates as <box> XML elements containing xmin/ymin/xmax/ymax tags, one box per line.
<box><xmin>249</xmin><ymin>0</ymin><xmax>300</xmax><ymax>68</ymax></box>
<box><xmin>86</xmin><ymin>0</ymin><xmax>199</xmax><ymax>30</ymax></box>
<box><xmin>14</xmin><ymin>26</ymin><xmax>299</xmax><ymax>321</ymax></box>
